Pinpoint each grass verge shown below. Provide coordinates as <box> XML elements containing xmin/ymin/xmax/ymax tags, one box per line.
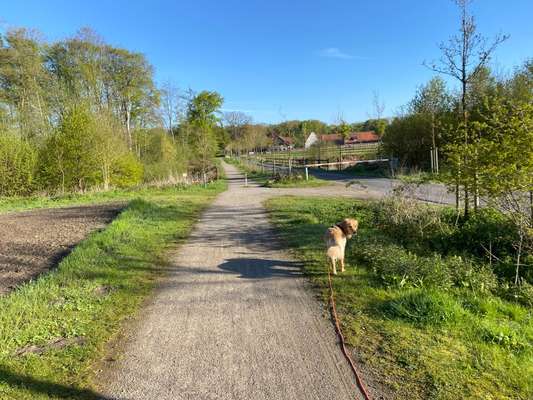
<box><xmin>0</xmin><ymin>180</ymin><xmax>225</xmax><ymax>399</ymax></box>
<box><xmin>0</xmin><ymin>184</ymin><xmax>220</xmax><ymax>214</ymax></box>
<box><xmin>266</xmin><ymin>196</ymin><xmax>532</xmax><ymax>400</ymax></box>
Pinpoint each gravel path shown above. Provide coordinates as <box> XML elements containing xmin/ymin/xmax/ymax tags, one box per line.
<box><xmin>0</xmin><ymin>204</ymin><xmax>123</xmax><ymax>295</ymax></box>
<box><xmin>101</xmin><ymin>163</ymin><xmax>367</xmax><ymax>400</ymax></box>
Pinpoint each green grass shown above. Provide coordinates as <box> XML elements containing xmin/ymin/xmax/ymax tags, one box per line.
<box><xmin>0</xmin><ymin>180</ymin><xmax>226</xmax><ymax>399</ymax></box>
<box><xmin>266</xmin><ymin>196</ymin><xmax>533</xmax><ymax>400</ymax></box>
<box><xmin>0</xmin><ymin>184</ymin><xmax>220</xmax><ymax>214</ymax></box>
<box><xmin>226</xmin><ymin>157</ymin><xmax>329</xmax><ymax>188</ymax></box>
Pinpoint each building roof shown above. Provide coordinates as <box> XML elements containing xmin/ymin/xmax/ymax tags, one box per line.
<box><xmin>345</xmin><ymin>131</ymin><xmax>380</xmax><ymax>143</ymax></box>
<box><xmin>274</xmin><ymin>135</ymin><xmax>294</xmax><ymax>145</ymax></box>
<box><xmin>319</xmin><ymin>134</ymin><xmax>343</xmax><ymax>144</ymax></box>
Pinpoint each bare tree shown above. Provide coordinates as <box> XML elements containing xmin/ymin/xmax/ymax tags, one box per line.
<box><xmin>372</xmin><ymin>90</ymin><xmax>386</xmax><ymax>120</ymax></box>
<box><xmin>424</xmin><ymin>0</ymin><xmax>508</xmax><ymax>218</ymax></box>
<box><xmin>160</xmin><ymin>80</ymin><xmax>181</xmax><ymax>140</ymax></box>
<box><xmin>223</xmin><ymin>111</ymin><xmax>252</xmax><ymax>155</ymax></box>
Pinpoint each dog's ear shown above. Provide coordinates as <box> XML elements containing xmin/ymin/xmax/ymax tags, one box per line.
<box><xmin>338</xmin><ymin>219</ymin><xmax>350</xmax><ymax>233</ymax></box>
<box><xmin>342</xmin><ymin>218</ymin><xmax>358</xmax><ymax>234</ymax></box>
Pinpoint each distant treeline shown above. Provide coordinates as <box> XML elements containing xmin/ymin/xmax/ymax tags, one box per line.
<box><xmin>0</xmin><ymin>27</ymin><xmax>226</xmax><ymax>196</ymax></box>
<box><xmin>222</xmin><ymin>116</ymin><xmax>389</xmax><ymax>155</ymax></box>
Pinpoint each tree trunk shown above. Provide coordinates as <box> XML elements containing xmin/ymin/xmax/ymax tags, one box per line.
<box><xmin>462</xmin><ymin>79</ymin><xmax>469</xmax><ymax>220</ymax></box>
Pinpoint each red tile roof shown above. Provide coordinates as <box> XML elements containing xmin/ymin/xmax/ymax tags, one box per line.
<box><xmin>320</xmin><ymin>134</ymin><xmax>343</xmax><ymax>144</ymax></box>
<box><xmin>346</xmin><ymin>131</ymin><xmax>380</xmax><ymax>143</ymax></box>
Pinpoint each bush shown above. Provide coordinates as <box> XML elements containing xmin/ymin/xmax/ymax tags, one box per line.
<box><xmin>110</xmin><ymin>153</ymin><xmax>143</xmax><ymax>188</ymax></box>
<box><xmin>37</xmin><ymin>106</ymin><xmax>104</xmax><ymax>192</ymax></box>
<box><xmin>0</xmin><ymin>134</ymin><xmax>37</xmax><ymax>196</ymax></box>
<box><xmin>383</xmin><ymin>289</ymin><xmax>465</xmax><ymax>326</ymax></box>
<box><xmin>138</xmin><ymin>128</ymin><xmax>186</xmax><ymax>182</ymax></box>
<box><xmin>372</xmin><ymin>195</ymin><xmax>453</xmax><ymax>250</ymax></box>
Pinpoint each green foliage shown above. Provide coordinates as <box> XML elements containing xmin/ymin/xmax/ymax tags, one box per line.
<box><xmin>382</xmin><ymin>113</ymin><xmax>433</xmax><ymax>167</ymax></box>
<box><xmin>110</xmin><ymin>153</ymin><xmax>143</xmax><ymax>188</ymax></box>
<box><xmin>137</xmin><ymin>128</ymin><xmax>185</xmax><ymax>182</ymax></box>
<box><xmin>37</xmin><ymin>105</ymin><xmax>102</xmax><ymax>192</ymax></box>
<box><xmin>0</xmin><ymin>134</ymin><xmax>37</xmax><ymax>196</ymax></box>
<box><xmin>187</xmin><ymin>91</ymin><xmax>224</xmax><ymax>173</ymax></box>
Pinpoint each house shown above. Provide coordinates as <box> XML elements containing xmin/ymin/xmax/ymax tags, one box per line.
<box><xmin>271</xmin><ymin>135</ymin><xmax>294</xmax><ymax>151</ymax></box>
<box><xmin>319</xmin><ymin>134</ymin><xmax>344</xmax><ymax>145</ymax></box>
<box><xmin>304</xmin><ymin>132</ymin><xmax>318</xmax><ymax>148</ymax></box>
<box><xmin>344</xmin><ymin>131</ymin><xmax>380</xmax><ymax>145</ymax></box>
<box><xmin>315</xmin><ymin>131</ymin><xmax>380</xmax><ymax>146</ymax></box>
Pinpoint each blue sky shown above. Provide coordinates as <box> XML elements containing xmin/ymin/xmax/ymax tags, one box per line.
<box><xmin>1</xmin><ymin>0</ymin><xmax>532</xmax><ymax>123</ymax></box>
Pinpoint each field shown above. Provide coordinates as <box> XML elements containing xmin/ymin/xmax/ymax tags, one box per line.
<box><xmin>266</xmin><ymin>196</ymin><xmax>533</xmax><ymax>400</ymax></box>
<box><xmin>0</xmin><ymin>181</ymin><xmax>226</xmax><ymax>400</ymax></box>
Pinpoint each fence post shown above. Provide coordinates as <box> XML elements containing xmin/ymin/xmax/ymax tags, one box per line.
<box><xmin>305</xmin><ymin>167</ymin><xmax>309</xmax><ymax>181</ymax></box>
<box><xmin>289</xmin><ymin>158</ymin><xmax>292</xmax><ymax>175</ymax></box>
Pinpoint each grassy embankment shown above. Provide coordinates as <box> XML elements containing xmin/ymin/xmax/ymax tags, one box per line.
<box><xmin>266</xmin><ymin>196</ymin><xmax>532</xmax><ymax>400</ymax></box>
<box><xmin>0</xmin><ymin>180</ymin><xmax>226</xmax><ymax>399</ymax></box>
<box><xmin>225</xmin><ymin>157</ymin><xmax>328</xmax><ymax>188</ymax></box>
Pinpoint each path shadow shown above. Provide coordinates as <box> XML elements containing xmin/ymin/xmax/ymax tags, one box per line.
<box><xmin>0</xmin><ymin>367</ymin><xmax>118</xmax><ymax>400</ymax></box>
<box><xmin>218</xmin><ymin>257</ymin><xmax>304</xmax><ymax>279</ymax></box>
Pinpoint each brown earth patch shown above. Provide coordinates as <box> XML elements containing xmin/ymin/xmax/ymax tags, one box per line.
<box><xmin>0</xmin><ymin>203</ymin><xmax>123</xmax><ymax>295</ymax></box>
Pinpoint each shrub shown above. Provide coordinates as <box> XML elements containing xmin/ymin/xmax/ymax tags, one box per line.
<box><xmin>0</xmin><ymin>133</ymin><xmax>37</xmax><ymax>196</ymax></box>
<box><xmin>372</xmin><ymin>195</ymin><xmax>453</xmax><ymax>250</ymax></box>
<box><xmin>110</xmin><ymin>153</ymin><xmax>143</xmax><ymax>188</ymax></box>
<box><xmin>138</xmin><ymin>128</ymin><xmax>186</xmax><ymax>182</ymax></box>
<box><xmin>383</xmin><ymin>289</ymin><xmax>465</xmax><ymax>326</ymax></box>
<box><xmin>37</xmin><ymin>106</ymin><xmax>103</xmax><ymax>192</ymax></box>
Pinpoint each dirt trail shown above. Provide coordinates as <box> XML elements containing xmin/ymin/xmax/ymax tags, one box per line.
<box><xmin>0</xmin><ymin>203</ymin><xmax>123</xmax><ymax>295</ymax></box>
<box><xmin>101</xmin><ymin>163</ymin><xmax>368</xmax><ymax>400</ymax></box>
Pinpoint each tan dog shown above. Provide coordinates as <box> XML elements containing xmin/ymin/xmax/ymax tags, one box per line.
<box><xmin>324</xmin><ymin>218</ymin><xmax>358</xmax><ymax>275</ymax></box>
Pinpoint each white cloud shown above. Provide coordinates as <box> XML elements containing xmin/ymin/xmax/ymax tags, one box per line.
<box><xmin>317</xmin><ymin>47</ymin><xmax>369</xmax><ymax>60</ymax></box>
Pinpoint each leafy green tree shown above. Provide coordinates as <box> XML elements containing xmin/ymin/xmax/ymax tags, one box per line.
<box><xmin>0</xmin><ymin>29</ymin><xmax>51</xmax><ymax>139</ymax></box>
<box><xmin>382</xmin><ymin>113</ymin><xmax>433</xmax><ymax>167</ymax></box>
<box><xmin>410</xmin><ymin>77</ymin><xmax>452</xmax><ymax>172</ymax></box>
<box><xmin>104</xmin><ymin>47</ymin><xmax>159</xmax><ymax>149</ymax></box>
<box><xmin>0</xmin><ymin>133</ymin><xmax>37</xmax><ymax>196</ymax></box>
<box><xmin>425</xmin><ymin>0</ymin><xmax>508</xmax><ymax>218</ymax></box>
<box><xmin>186</xmin><ymin>91</ymin><xmax>223</xmax><ymax>178</ymax></box>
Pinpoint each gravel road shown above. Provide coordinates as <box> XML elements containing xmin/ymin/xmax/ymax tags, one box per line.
<box><xmin>100</xmin><ymin>163</ymin><xmax>371</xmax><ymax>400</ymax></box>
<box><xmin>0</xmin><ymin>204</ymin><xmax>123</xmax><ymax>295</ymax></box>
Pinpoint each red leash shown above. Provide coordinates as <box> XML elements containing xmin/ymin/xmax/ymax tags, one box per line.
<box><xmin>327</xmin><ymin>267</ymin><xmax>373</xmax><ymax>400</ymax></box>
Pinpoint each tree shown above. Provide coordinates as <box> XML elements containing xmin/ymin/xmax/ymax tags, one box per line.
<box><xmin>105</xmin><ymin>48</ymin><xmax>159</xmax><ymax>149</ymax></box>
<box><xmin>0</xmin><ymin>29</ymin><xmax>51</xmax><ymax>139</ymax></box>
<box><xmin>186</xmin><ymin>91</ymin><xmax>224</xmax><ymax>179</ymax></box>
<box><xmin>0</xmin><ymin>133</ymin><xmax>37</xmax><ymax>196</ymax></box>
<box><xmin>410</xmin><ymin>77</ymin><xmax>452</xmax><ymax>172</ymax></box>
<box><xmin>160</xmin><ymin>80</ymin><xmax>181</xmax><ymax>139</ymax></box>
<box><xmin>472</xmin><ymin>99</ymin><xmax>533</xmax><ymax>284</ymax></box>
<box><xmin>38</xmin><ymin>105</ymin><xmax>101</xmax><ymax>192</ymax></box>
<box><xmin>382</xmin><ymin>113</ymin><xmax>433</xmax><ymax>168</ymax></box>
<box><xmin>425</xmin><ymin>0</ymin><xmax>508</xmax><ymax>218</ymax></box>
<box><xmin>223</xmin><ymin>111</ymin><xmax>252</xmax><ymax>154</ymax></box>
